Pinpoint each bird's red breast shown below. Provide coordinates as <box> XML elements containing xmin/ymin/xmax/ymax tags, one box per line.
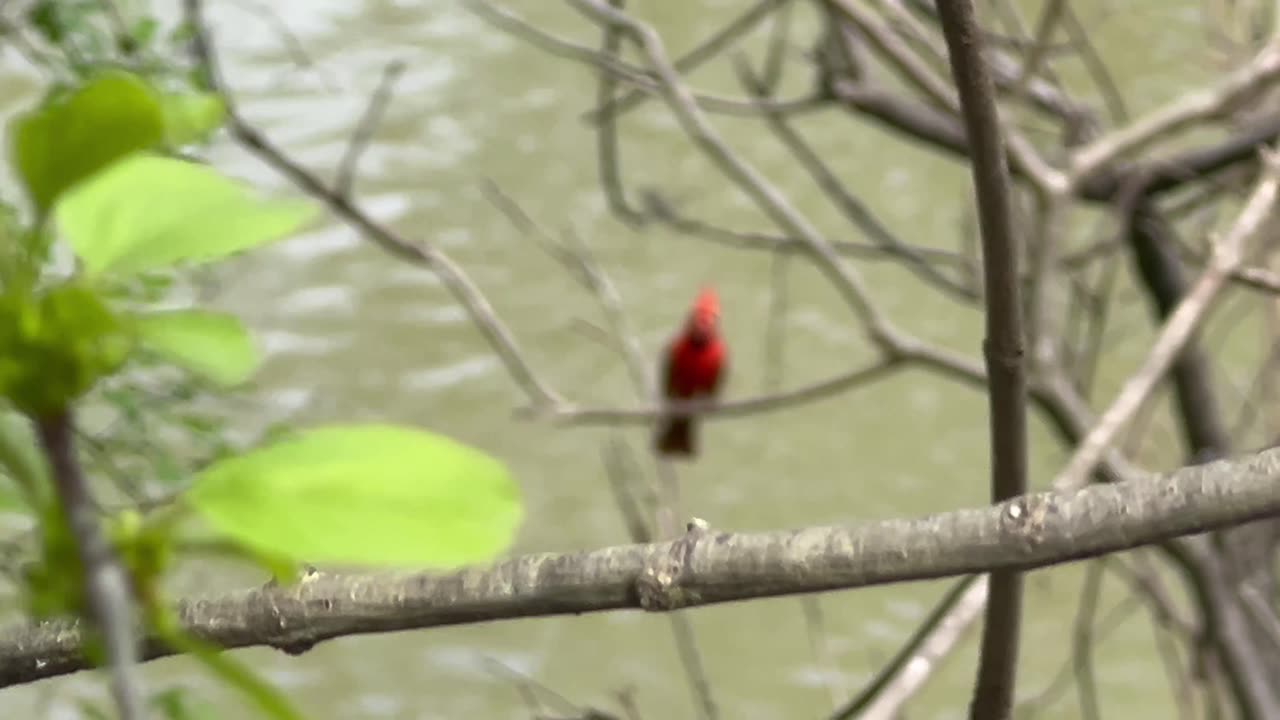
<box><xmin>663</xmin><ymin>286</ymin><xmax>726</xmax><ymax>400</ymax></box>
<box><xmin>664</xmin><ymin>336</ymin><xmax>725</xmax><ymax>399</ymax></box>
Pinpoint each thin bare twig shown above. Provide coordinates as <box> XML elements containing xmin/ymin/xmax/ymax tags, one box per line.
<box><xmin>466</xmin><ymin>0</ymin><xmax>818</xmax><ymax>120</ymax></box>
<box><xmin>830</xmin><ymin>575</ymin><xmax>986</xmax><ymax>719</ymax></box>
<box><xmin>585</xmin><ymin>0</ymin><xmax>793</xmax><ymax>123</ymax></box>
<box><xmin>1018</xmin><ymin>586</ymin><xmax>1143</xmax><ymax>717</ymax></box>
<box><xmin>1070</xmin><ymin>42</ymin><xmax>1280</xmax><ymax>183</ymax></box>
<box><xmin>1241</xmin><ymin>584</ymin><xmax>1280</xmax><ymax>655</ymax></box>
<box><xmin>184</xmin><ymin>0</ymin><xmax>564</xmax><ymax>411</ymax></box>
<box><xmin>334</xmin><ymin>60</ymin><xmax>405</xmax><ymax>198</ymax></box>
<box><xmin>594</xmin><ymin>0</ymin><xmax>644</xmax><ymax>224</ymax></box>
<box><xmin>1072</xmin><ymin>561</ymin><xmax>1104</xmax><ymax>720</ymax></box>
<box><xmin>753</xmin><ymin>250</ymin><xmax>846</xmax><ymax>712</ymax></box>
<box><xmin>759</xmin><ymin>0</ymin><xmax>793</xmax><ymax>91</ymax></box>
<box><xmin>603</xmin><ymin>438</ymin><xmax>654</xmax><ymax>544</ymax></box>
<box><xmin>828</xmin><ymin>0</ymin><xmax>1066</xmax><ymax>193</ymax></box>
<box><xmin>484</xmin><ymin>657</ymin><xmax>623</xmax><ymax>720</ymax></box>
<box><xmin>643</xmin><ymin>191</ymin><xmax>973</xmax><ymax>271</ymax></box>
<box><xmin>1058</xmin><ymin>4</ymin><xmax>1128</xmax><ymax>125</ymax></box>
<box><xmin>1006</xmin><ymin>0</ymin><xmax>1066</xmax><ymax>110</ymax></box>
<box><xmin>1147</xmin><ymin>601</ymin><xmax>1197</xmax><ymax>720</ymax></box>
<box><xmin>1027</xmin><ymin>194</ymin><xmax>1070</xmax><ymax>368</ymax></box>
<box><xmin>539</xmin><ymin>360</ymin><xmax>901</xmax><ymax>425</ymax></box>
<box><xmin>1055</xmin><ymin>148</ymin><xmax>1280</xmax><ymax>493</ymax></box>
<box><xmin>552</xmin><ymin>0</ymin><xmax>897</xmax><ymax>338</ymax></box>
<box><xmin>1071</xmin><ymin>246</ymin><xmax>1121</xmax><ymax>395</ymax></box>
<box><xmin>799</xmin><ymin>596</ymin><xmax>848</xmax><ymax>711</ymax></box>
<box><xmin>223</xmin><ymin>0</ymin><xmax>337</xmax><ymax>90</ymax></box>
<box><xmin>763</xmin><ymin>253</ymin><xmax>790</xmax><ymax>393</ymax></box>
<box><xmin>856</xmin><ymin>579</ymin><xmax>988</xmax><ymax>720</ymax></box>
<box><xmin>732</xmin><ymin>57</ymin><xmax>977</xmax><ymax>301</ymax></box>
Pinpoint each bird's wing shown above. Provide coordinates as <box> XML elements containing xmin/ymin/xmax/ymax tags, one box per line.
<box><xmin>660</xmin><ymin>341</ymin><xmax>676</xmax><ymax>398</ymax></box>
<box><xmin>710</xmin><ymin>345</ymin><xmax>727</xmax><ymax>396</ymax></box>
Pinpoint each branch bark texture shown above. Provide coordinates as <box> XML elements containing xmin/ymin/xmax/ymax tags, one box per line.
<box><xmin>4</xmin><ymin>450</ymin><xmax>1280</xmax><ymax>689</ymax></box>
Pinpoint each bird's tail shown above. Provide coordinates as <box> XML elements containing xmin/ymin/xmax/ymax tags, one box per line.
<box><xmin>654</xmin><ymin>415</ymin><xmax>697</xmax><ymax>457</ymax></box>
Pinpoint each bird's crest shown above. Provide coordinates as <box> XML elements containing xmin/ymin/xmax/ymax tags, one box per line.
<box><xmin>692</xmin><ymin>286</ymin><xmax>720</xmax><ymax>322</ymax></box>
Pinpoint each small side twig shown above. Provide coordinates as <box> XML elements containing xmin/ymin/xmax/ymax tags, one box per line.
<box><xmin>603</xmin><ymin>438</ymin><xmax>655</xmax><ymax>545</ymax></box>
<box><xmin>594</xmin><ymin>0</ymin><xmax>644</xmax><ymax>224</ymax></box>
<box><xmin>759</xmin><ymin>0</ymin><xmax>793</xmax><ymax>91</ymax></box>
<box><xmin>833</xmin><ymin>575</ymin><xmax>988</xmax><ymax>720</ymax></box>
<box><xmin>799</xmin><ymin>596</ymin><xmax>848</xmax><ymax>710</ymax></box>
<box><xmin>642</xmin><ymin>190</ymin><xmax>973</xmax><ymax>272</ymax></box>
<box><xmin>732</xmin><ymin>56</ymin><xmax>977</xmax><ymax>302</ymax></box>
<box><xmin>1055</xmin><ymin>147</ymin><xmax>1280</xmax><ymax>493</ymax></box>
<box><xmin>1072</xmin><ymin>561</ymin><xmax>1104</xmax><ymax>720</ymax></box>
<box><xmin>584</xmin><ymin>0</ymin><xmax>792</xmax><ymax>123</ymax></box>
<box><xmin>541</xmin><ymin>360</ymin><xmax>902</xmax><ymax>426</ymax></box>
<box><xmin>334</xmin><ymin>60</ymin><xmax>405</xmax><ymax>199</ymax></box>
<box><xmin>185</xmin><ymin>0</ymin><xmax>564</xmax><ymax>412</ymax></box>
<box><xmin>1069</xmin><ymin>42</ymin><xmax>1280</xmax><ymax>183</ymax></box>
<box><xmin>762</xmin><ymin>253</ymin><xmax>790</xmax><ymax>393</ymax></box>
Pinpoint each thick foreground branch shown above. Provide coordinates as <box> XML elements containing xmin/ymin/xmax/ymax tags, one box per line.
<box><xmin>4</xmin><ymin>449</ymin><xmax>1280</xmax><ymax>688</ymax></box>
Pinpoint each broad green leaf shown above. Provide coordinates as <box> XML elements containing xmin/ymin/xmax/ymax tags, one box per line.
<box><xmin>135</xmin><ymin>309</ymin><xmax>259</xmax><ymax>386</ymax></box>
<box><xmin>55</xmin><ymin>154</ymin><xmax>316</xmax><ymax>276</ymax></box>
<box><xmin>0</xmin><ymin>479</ymin><xmax>22</xmax><ymax>515</ymax></box>
<box><xmin>10</xmin><ymin>69</ymin><xmax>166</xmax><ymax>214</ymax></box>
<box><xmin>130</xmin><ymin>18</ymin><xmax>160</xmax><ymax>49</ymax></box>
<box><xmin>161</xmin><ymin>92</ymin><xmax>225</xmax><ymax>146</ymax></box>
<box><xmin>0</xmin><ymin>282</ymin><xmax>133</xmax><ymax>416</ymax></box>
<box><xmin>25</xmin><ymin>0</ymin><xmax>69</xmax><ymax>45</ymax></box>
<box><xmin>187</xmin><ymin>425</ymin><xmax>522</xmax><ymax>568</ymax></box>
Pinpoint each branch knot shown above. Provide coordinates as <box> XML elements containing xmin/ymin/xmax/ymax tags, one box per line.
<box><xmin>1001</xmin><ymin>495</ymin><xmax>1056</xmax><ymax>551</ymax></box>
<box><xmin>636</xmin><ymin>518</ymin><xmax>710</xmax><ymax>611</ymax></box>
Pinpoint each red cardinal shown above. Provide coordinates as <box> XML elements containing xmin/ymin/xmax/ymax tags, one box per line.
<box><xmin>654</xmin><ymin>287</ymin><xmax>727</xmax><ymax>457</ymax></box>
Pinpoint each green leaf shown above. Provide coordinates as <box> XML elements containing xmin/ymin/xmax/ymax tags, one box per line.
<box><xmin>0</xmin><ymin>480</ymin><xmax>22</xmax><ymax>515</ymax></box>
<box><xmin>26</xmin><ymin>1</ymin><xmax>68</xmax><ymax>45</ymax></box>
<box><xmin>10</xmin><ymin>69</ymin><xmax>166</xmax><ymax>214</ymax></box>
<box><xmin>135</xmin><ymin>309</ymin><xmax>259</xmax><ymax>387</ymax></box>
<box><xmin>161</xmin><ymin>92</ymin><xmax>225</xmax><ymax>146</ymax></box>
<box><xmin>187</xmin><ymin>425</ymin><xmax>523</xmax><ymax>568</ymax></box>
<box><xmin>54</xmin><ymin>154</ymin><xmax>316</xmax><ymax>275</ymax></box>
<box><xmin>0</xmin><ymin>282</ymin><xmax>133</xmax><ymax>416</ymax></box>
<box><xmin>129</xmin><ymin>17</ymin><xmax>160</xmax><ymax>50</ymax></box>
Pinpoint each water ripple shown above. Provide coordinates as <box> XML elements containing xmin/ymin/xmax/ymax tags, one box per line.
<box><xmin>280</xmin><ymin>285</ymin><xmax>358</xmax><ymax>317</ymax></box>
<box><xmin>423</xmin><ymin>645</ymin><xmax>542</xmax><ymax>678</ymax></box>
<box><xmin>260</xmin><ymin>329</ymin><xmax>350</xmax><ymax>356</ymax></box>
<box><xmin>275</xmin><ymin>223</ymin><xmax>361</xmax><ymax>261</ymax></box>
<box><xmin>403</xmin><ymin>356</ymin><xmax>500</xmax><ymax>392</ymax></box>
